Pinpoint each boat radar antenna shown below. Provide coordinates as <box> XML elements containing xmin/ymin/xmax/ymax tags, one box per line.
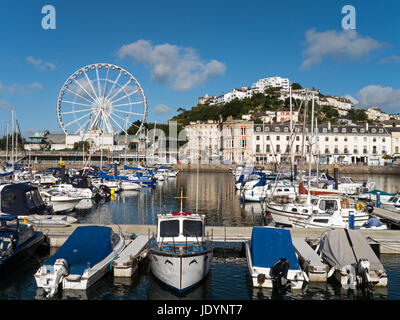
<box><xmin>174</xmin><ymin>187</ymin><xmax>188</xmax><ymax>213</ymax></box>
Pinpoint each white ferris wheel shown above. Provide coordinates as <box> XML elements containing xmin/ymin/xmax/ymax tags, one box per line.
<box><xmin>57</xmin><ymin>63</ymin><xmax>147</xmax><ymax>135</ymax></box>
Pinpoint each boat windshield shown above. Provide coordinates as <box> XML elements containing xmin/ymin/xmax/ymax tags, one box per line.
<box><xmin>159</xmin><ymin>220</ymin><xmax>179</xmax><ymax>237</ymax></box>
<box><xmin>389</xmin><ymin>196</ymin><xmax>399</xmax><ymax>203</ymax></box>
<box><xmin>26</xmin><ymin>189</ymin><xmax>44</xmax><ymax>209</ymax></box>
<box><xmin>183</xmin><ymin>220</ymin><xmax>203</xmax><ymax>237</ymax></box>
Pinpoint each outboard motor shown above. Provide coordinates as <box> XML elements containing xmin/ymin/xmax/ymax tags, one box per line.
<box><xmin>357</xmin><ymin>258</ymin><xmax>371</xmax><ymax>289</ymax></box>
<box><xmin>270</xmin><ymin>258</ymin><xmax>291</xmax><ymax>296</ymax></box>
<box><xmin>342</xmin><ymin>264</ymin><xmax>356</xmax><ymax>290</ymax></box>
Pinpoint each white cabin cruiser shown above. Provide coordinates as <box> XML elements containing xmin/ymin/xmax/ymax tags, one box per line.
<box><xmin>267</xmin><ymin>196</ymin><xmax>369</xmax><ymax>227</ymax></box>
<box><xmin>40</xmin><ymin>189</ymin><xmax>84</xmax><ymax>213</ymax></box>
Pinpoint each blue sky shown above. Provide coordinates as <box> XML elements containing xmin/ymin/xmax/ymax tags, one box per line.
<box><xmin>0</xmin><ymin>0</ymin><xmax>399</xmax><ymax>137</ymax></box>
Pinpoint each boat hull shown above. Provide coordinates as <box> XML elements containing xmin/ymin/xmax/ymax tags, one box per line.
<box><xmin>0</xmin><ymin>232</ymin><xmax>46</xmax><ymax>276</ymax></box>
<box><xmin>149</xmin><ymin>249</ymin><xmax>212</xmax><ymax>292</ymax></box>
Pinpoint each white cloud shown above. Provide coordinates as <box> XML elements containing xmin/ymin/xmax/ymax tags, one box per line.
<box><xmin>26</xmin><ymin>56</ymin><xmax>57</xmax><ymax>71</ymax></box>
<box><xmin>344</xmin><ymin>94</ymin><xmax>358</xmax><ymax>105</ymax></box>
<box><xmin>301</xmin><ymin>29</ymin><xmax>383</xmax><ymax>70</ymax></box>
<box><xmin>357</xmin><ymin>85</ymin><xmax>400</xmax><ymax>112</ymax></box>
<box><xmin>153</xmin><ymin>104</ymin><xmax>172</xmax><ymax>114</ymax></box>
<box><xmin>0</xmin><ymin>99</ymin><xmax>11</xmax><ymax>109</ymax></box>
<box><xmin>118</xmin><ymin>39</ymin><xmax>226</xmax><ymax>91</ymax></box>
<box><xmin>0</xmin><ymin>81</ymin><xmax>43</xmax><ymax>94</ymax></box>
<box><xmin>379</xmin><ymin>55</ymin><xmax>400</xmax><ymax>64</ymax></box>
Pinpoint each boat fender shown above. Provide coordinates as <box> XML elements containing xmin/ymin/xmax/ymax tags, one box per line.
<box><xmin>302</xmin><ymin>271</ymin><xmax>309</xmax><ymax>283</ymax></box>
<box><xmin>327</xmin><ymin>267</ymin><xmax>335</xmax><ymax>278</ymax></box>
<box><xmin>257</xmin><ymin>273</ymin><xmax>266</xmax><ymax>285</ymax></box>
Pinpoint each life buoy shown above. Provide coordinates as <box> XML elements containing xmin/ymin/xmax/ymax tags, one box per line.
<box><xmin>356</xmin><ymin>201</ymin><xmax>365</xmax><ymax>211</ymax></box>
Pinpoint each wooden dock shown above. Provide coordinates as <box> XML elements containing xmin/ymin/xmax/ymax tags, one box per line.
<box><xmin>38</xmin><ymin>224</ymin><xmax>400</xmax><ymax>254</ymax></box>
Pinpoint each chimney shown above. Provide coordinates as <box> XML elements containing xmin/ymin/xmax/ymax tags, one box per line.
<box><xmin>328</xmin><ymin>122</ymin><xmax>331</xmax><ymax>131</ymax></box>
<box><xmin>366</xmin><ymin>122</ymin><xmax>368</xmax><ymax>131</ymax></box>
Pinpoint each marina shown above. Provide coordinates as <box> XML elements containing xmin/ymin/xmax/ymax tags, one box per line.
<box><xmin>0</xmin><ymin>168</ymin><xmax>399</xmax><ymax>300</ymax></box>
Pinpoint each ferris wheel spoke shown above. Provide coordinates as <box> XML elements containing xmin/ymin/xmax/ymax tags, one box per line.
<box><xmin>114</xmin><ymin>109</ymin><xmax>144</xmax><ymax>117</ymax></box>
<box><xmin>103</xmin><ymin>115</ymin><xmax>114</xmax><ymax>133</ymax></box>
<box><xmin>83</xmin><ymin>72</ymin><xmax>99</xmax><ymax>100</ymax></box>
<box><xmin>108</xmin><ymin>114</ymin><xmax>127</xmax><ymax>134</ymax></box>
<box><xmin>95</xmin><ymin>67</ymin><xmax>102</xmax><ymax>97</ymax></box>
<box><xmin>110</xmin><ymin>88</ymin><xmax>140</xmax><ymax>104</ymax></box>
<box><xmin>60</xmin><ymin>108</ymin><xmax>93</xmax><ymax>115</ymax></box>
<box><xmin>112</xmin><ymin>112</ymin><xmax>130</xmax><ymax>123</ymax></box>
<box><xmin>109</xmin><ymin>79</ymin><xmax>133</xmax><ymax>101</ymax></box>
<box><xmin>91</xmin><ymin>109</ymin><xmax>103</xmax><ymax>129</ymax></box>
<box><xmin>75</xmin><ymin>116</ymin><xmax>92</xmax><ymax>134</ymax></box>
<box><xmin>105</xmin><ymin>72</ymin><xmax>122</xmax><ymax>100</ymax></box>
<box><xmin>62</xmin><ymin>100</ymin><xmax>93</xmax><ymax>107</ymax></box>
<box><xmin>65</xmin><ymin>87</ymin><xmax>95</xmax><ymax>104</ymax></box>
<box><xmin>64</xmin><ymin>112</ymin><xmax>91</xmax><ymax>128</ymax></box>
<box><xmin>74</xmin><ymin>78</ymin><xmax>97</xmax><ymax>102</ymax></box>
<box><xmin>112</xmin><ymin>101</ymin><xmax>144</xmax><ymax>108</ymax></box>
<box><xmin>102</xmin><ymin>67</ymin><xmax>111</xmax><ymax>97</ymax></box>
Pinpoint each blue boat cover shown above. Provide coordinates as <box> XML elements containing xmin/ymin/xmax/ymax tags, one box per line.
<box><xmin>44</xmin><ymin>226</ymin><xmax>114</xmax><ymax>275</ymax></box>
<box><xmin>99</xmin><ymin>172</ymin><xmax>129</xmax><ymax>181</ymax></box>
<box><xmin>250</xmin><ymin>227</ymin><xmax>300</xmax><ymax>269</ymax></box>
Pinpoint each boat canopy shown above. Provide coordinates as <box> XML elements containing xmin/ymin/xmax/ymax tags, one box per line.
<box><xmin>366</xmin><ymin>189</ymin><xmax>395</xmax><ymax>197</ymax></box>
<box><xmin>1</xmin><ymin>183</ymin><xmax>46</xmax><ymax>215</ymax></box>
<box><xmin>43</xmin><ymin>226</ymin><xmax>114</xmax><ymax>276</ymax></box>
<box><xmin>250</xmin><ymin>227</ymin><xmax>300</xmax><ymax>269</ymax></box>
<box><xmin>319</xmin><ymin>229</ymin><xmax>384</xmax><ymax>271</ymax></box>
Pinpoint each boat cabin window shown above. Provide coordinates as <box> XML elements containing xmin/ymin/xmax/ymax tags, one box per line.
<box><xmin>1</xmin><ymin>190</ymin><xmax>17</xmax><ymax>209</ymax></box>
<box><xmin>159</xmin><ymin>220</ymin><xmax>180</xmax><ymax>237</ymax></box>
<box><xmin>313</xmin><ymin>219</ymin><xmax>329</xmax><ymax>223</ymax></box>
<box><xmin>319</xmin><ymin>200</ymin><xmax>338</xmax><ymax>211</ymax></box>
<box><xmin>389</xmin><ymin>196</ymin><xmax>399</xmax><ymax>203</ymax></box>
<box><xmin>183</xmin><ymin>220</ymin><xmax>203</xmax><ymax>237</ymax></box>
<box><xmin>26</xmin><ymin>190</ymin><xmax>44</xmax><ymax>209</ymax></box>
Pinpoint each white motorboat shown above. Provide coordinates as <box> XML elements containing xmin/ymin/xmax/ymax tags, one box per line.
<box><xmin>19</xmin><ymin>214</ymin><xmax>78</xmax><ymax>227</ymax></box>
<box><xmin>267</xmin><ymin>196</ymin><xmax>369</xmax><ymax>227</ymax></box>
<box><xmin>120</xmin><ymin>181</ymin><xmax>141</xmax><ymax>191</ymax></box>
<box><xmin>245</xmin><ymin>227</ymin><xmax>307</xmax><ymax>291</ymax></box>
<box><xmin>34</xmin><ymin>225</ymin><xmax>125</xmax><ymax>298</ymax></box>
<box><xmin>54</xmin><ymin>184</ymin><xmax>95</xmax><ymax>199</ymax></box>
<box><xmin>40</xmin><ymin>189</ymin><xmax>84</xmax><ymax>213</ymax></box>
<box><xmin>147</xmin><ymin>189</ymin><xmax>212</xmax><ymax>293</ymax></box>
<box><xmin>243</xmin><ymin>183</ymin><xmax>297</xmax><ymax>202</ymax></box>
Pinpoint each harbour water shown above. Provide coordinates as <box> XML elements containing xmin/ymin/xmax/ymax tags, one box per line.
<box><xmin>2</xmin><ymin>172</ymin><xmax>400</xmax><ymax>300</ymax></box>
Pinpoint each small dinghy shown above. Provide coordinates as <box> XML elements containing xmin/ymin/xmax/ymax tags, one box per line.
<box><xmin>34</xmin><ymin>225</ymin><xmax>125</xmax><ymax>298</ymax></box>
<box><xmin>317</xmin><ymin>229</ymin><xmax>388</xmax><ymax>289</ymax></box>
<box><xmin>245</xmin><ymin>227</ymin><xmax>307</xmax><ymax>293</ymax></box>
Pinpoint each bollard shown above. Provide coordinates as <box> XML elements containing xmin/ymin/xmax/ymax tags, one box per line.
<box><xmin>349</xmin><ymin>213</ymin><xmax>355</xmax><ymax>230</ymax></box>
<box><xmin>333</xmin><ymin>164</ymin><xmax>338</xmax><ymax>190</ymax></box>
<box><xmin>376</xmin><ymin>192</ymin><xmax>381</xmax><ymax>208</ymax></box>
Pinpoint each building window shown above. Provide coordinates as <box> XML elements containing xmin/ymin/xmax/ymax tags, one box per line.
<box><xmin>266</xmin><ymin>145</ymin><xmax>270</xmax><ymax>153</ymax></box>
<box><xmin>241</xmin><ymin>139</ymin><xmax>247</xmax><ymax>148</ymax></box>
<box><xmin>325</xmin><ymin>137</ymin><xmax>329</xmax><ymax>141</ymax></box>
<box><xmin>276</xmin><ymin>136</ymin><xmax>280</xmax><ymax>141</ymax></box>
<box><xmin>276</xmin><ymin>145</ymin><xmax>280</xmax><ymax>153</ymax></box>
<box><xmin>342</xmin><ymin>128</ymin><xmax>346</xmax><ymax>133</ymax></box>
<box><xmin>256</xmin><ymin>144</ymin><xmax>260</xmax><ymax>153</ymax></box>
<box><xmin>256</xmin><ymin>135</ymin><xmax>260</xmax><ymax>141</ymax></box>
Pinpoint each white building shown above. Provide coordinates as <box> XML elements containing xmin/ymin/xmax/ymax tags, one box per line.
<box><xmin>251</xmin><ymin>76</ymin><xmax>290</xmax><ymax>93</ymax></box>
<box><xmin>252</xmin><ymin>122</ymin><xmax>392</xmax><ymax>166</ymax></box>
<box><xmin>366</xmin><ymin>107</ymin><xmax>391</xmax><ymax>122</ymax></box>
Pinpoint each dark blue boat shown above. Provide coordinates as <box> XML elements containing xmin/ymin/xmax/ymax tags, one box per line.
<box><xmin>0</xmin><ymin>214</ymin><xmax>46</xmax><ymax>276</ymax></box>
